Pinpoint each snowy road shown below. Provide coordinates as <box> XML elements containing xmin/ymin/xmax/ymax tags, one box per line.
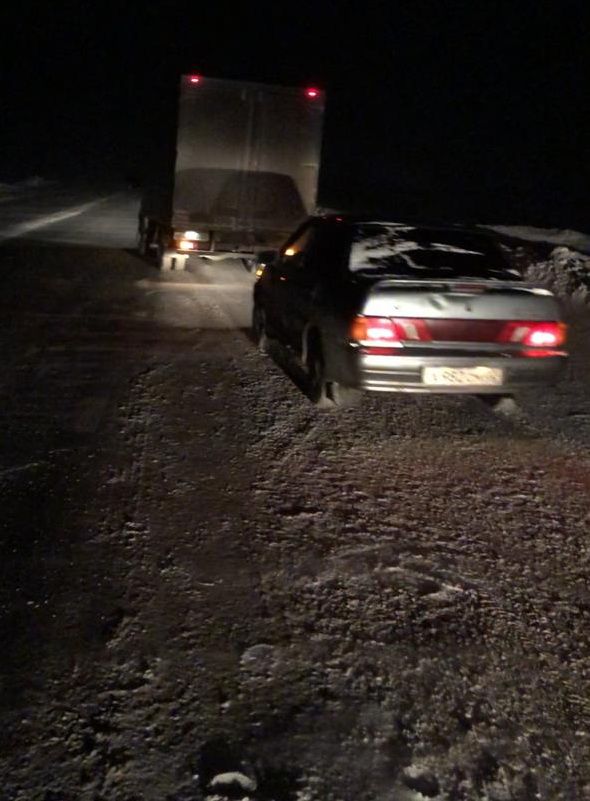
<box><xmin>1</xmin><ymin>192</ymin><xmax>590</xmax><ymax>800</ymax></box>
<box><xmin>0</xmin><ymin>185</ymin><xmax>139</xmax><ymax>249</ymax></box>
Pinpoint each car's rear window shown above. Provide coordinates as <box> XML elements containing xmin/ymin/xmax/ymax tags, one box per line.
<box><xmin>349</xmin><ymin>223</ymin><xmax>521</xmax><ymax>280</ymax></box>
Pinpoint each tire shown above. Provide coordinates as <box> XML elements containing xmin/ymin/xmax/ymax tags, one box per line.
<box><xmin>157</xmin><ymin>244</ymin><xmax>172</xmax><ymax>271</ymax></box>
<box><xmin>156</xmin><ymin>244</ymin><xmax>188</xmax><ymax>271</ymax></box>
<box><xmin>137</xmin><ymin>218</ymin><xmax>152</xmax><ymax>258</ymax></box>
<box><xmin>307</xmin><ymin>345</ymin><xmax>361</xmax><ymax>409</ymax></box>
<box><xmin>252</xmin><ymin>303</ymin><xmax>270</xmax><ymax>354</ymax></box>
<box><xmin>306</xmin><ymin>341</ymin><xmax>336</xmax><ymax>409</ymax></box>
<box><xmin>138</xmin><ymin>230</ymin><xmax>148</xmax><ymax>257</ymax></box>
<box><xmin>329</xmin><ymin>381</ymin><xmax>362</xmax><ymax>408</ymax></box>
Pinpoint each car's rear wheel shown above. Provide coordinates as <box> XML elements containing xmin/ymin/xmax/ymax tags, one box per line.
<box><xmin>307</xmin><ymin>340</ymin><xmax>362</xmax><ymax>409</ymax></box>
<box><xmin>307</xmin><ymin>339</ymin><xmax>360</xmax><ymax>409</ymax></box>
<box><xmin>252</xmin><ymin>303</ymin><xmax>270</xmax><ymax>354</ymax></box>
<box><xmin>306</xmin><ymin>343</ymin><xmax>334</xmax><ymax>408</ymax></box>
<box><xmin>329</xmin><ymin>381</ymin><xmax>362</xmax><ymax>408</ymax></box>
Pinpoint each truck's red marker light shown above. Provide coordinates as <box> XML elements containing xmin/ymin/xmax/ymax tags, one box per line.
<box><xmin>189</xmin><ymin>75</ymin><xmax>201</xmax><ymax>84</ymax></box>
<box><xmin>305</xmin><ymin>87</ymin><xmax>320</xmax><ymax>99</ymax></box>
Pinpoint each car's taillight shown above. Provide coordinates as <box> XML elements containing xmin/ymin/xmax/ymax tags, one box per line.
<box><xmin>350</xmin><ymin>316</ymin><xmax>431</xmax><ymax>348</ymax></box>
<box><xmin>526</xmin><ymin>323</ymin><xmax>567</xmax><ymax>347</ymax></box>
<box><xmin>500</xmin><ymin>321</ymin><xmax>567</xmax><ymax>348</ymax></box>
<box><xmin>351</xmin><ymin>316</ymin><xmax>400</xmax><ymax>346</ymax></box>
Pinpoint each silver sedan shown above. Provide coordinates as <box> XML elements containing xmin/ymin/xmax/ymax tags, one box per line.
<box><xmin>252</xmin><ymin>216</ymin><xmax>567</xmax><ymax>408</ymax></box>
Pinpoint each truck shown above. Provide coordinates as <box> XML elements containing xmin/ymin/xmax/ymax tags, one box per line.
<box><xmin>138</xmin><ymin>75</ymin><xmax>325</xmax><ymax>270</ymax></box>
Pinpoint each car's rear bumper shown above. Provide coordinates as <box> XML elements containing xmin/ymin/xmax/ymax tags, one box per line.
<box><xmin>357</xmin><ymin>352</ymin><xmax>567</xmax><ymax>394</ymax></box>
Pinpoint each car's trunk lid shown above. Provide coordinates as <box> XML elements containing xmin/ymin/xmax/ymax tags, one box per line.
<box><xmin>361</xmin><ymin>279</ymin><xmax>561</xmax><ymax>324</ymax></box>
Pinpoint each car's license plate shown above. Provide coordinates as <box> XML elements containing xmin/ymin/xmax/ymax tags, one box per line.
<box><xmin>422</xmin><ymin>366</ymin><xmax>504</xmax><ymax>386</ymax></box>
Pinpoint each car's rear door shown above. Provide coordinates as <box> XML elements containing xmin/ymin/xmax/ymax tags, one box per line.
<box><xmin>277</xmin><ymin>220</ymin><xmax>351</xmax><ymax>354</ymax></box>
<box><xmin>270</xmin><ymin>222</ymin><xmax>317</xmax><ymax>348</ymax></box>
<box><xmin>260</xmin><ymin>222</ymin><xmax>312</xmax><ymax>339</ymax></box>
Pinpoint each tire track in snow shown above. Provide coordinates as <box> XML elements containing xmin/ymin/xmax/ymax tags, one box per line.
<box><xmin>217</xmin><ymin>346</ymin><xmax>590</xmax><ymax>798</ymax></box>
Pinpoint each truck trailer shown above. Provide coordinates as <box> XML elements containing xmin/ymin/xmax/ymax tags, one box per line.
<box><xmin>138</xmin><ymin>75</ymin><xmax>325</xmax><ymax>270</ymax></box>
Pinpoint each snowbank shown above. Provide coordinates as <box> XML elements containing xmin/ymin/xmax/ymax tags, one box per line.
<box><xmin>484</xmin><ymin>224</ymin><xmax>590</xmax><ymax>255</ymax></box>
<box><xmin>480</xmin><ymin>223</ymin><xmax>590</xmax><ymax>304</ymax></box>
<box><xmin>525</xmin><ymin>246</ymin><xmax>590</xmax><ymax>304</ymax></box>
<box><xmin>22</xmin><ymin>176</ymin><xmax>52</xmax><ymax>188</ymax></box>
<box><xmin>0</xmin><ymin>176</ymin><xmax>56</xmax><ymax>202</ymax></box>
<box><xmin>0</xmin><ymin>182</ymin><xmax>19</xmax><ymax>202</ymax></box>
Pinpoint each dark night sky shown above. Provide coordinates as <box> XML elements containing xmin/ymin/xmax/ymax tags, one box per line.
<box><xmin>1</xmin><ymin>0</ymin><xmax>588</xmax><ymax>226</ymax></box>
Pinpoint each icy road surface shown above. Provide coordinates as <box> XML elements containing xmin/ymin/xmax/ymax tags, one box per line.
<box><xmin>1</xmin><ymin>193</ymin><xmax>590</xmax><ymax>801</ymax></box>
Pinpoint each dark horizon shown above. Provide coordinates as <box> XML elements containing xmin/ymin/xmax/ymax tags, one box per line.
<box><xmin>1</xmin><ymin>0</ymin><xmax>588</xmax><ymax>228</ymax></box>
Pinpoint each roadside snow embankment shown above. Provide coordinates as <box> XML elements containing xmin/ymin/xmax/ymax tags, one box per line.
<box><xmin>487</xmin><ymin>224</ymin><xmax>590</xmax><ymax>255</ymax></box>
<box><xmin>480</xmin><ymin>224</ymin><xmax>590</xmax><ymax>304</ymax></box>
<box><xmin>0</xmin><ymin>176</ymin><xmax>57</xmax><ymax>203</ymax></box>
<box><xmin>0</xmin><ymin>183</ymin><xmax>20</xmax><ymax>204</ymax></box>
<box><xmin>525</xmin><ymin>246</ymin><xmax>590</xmax><ymax>304</ymax></box>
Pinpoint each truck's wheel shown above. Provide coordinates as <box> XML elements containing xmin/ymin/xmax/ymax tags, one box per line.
<box><xmin>157</xmin><ymin>245</ymin><xmax>172</xmax><ymax>271</ymax></box>
<box><xmin>138</xmin><ymin>218</ymin><xmax>152</xmax><ymax>258</ymax></box>
<box><xmin>156</xmin><ymin>244</ymin><xmax>188</xmax><ymax>271</ymax></box>
<box><xmin>138</xmin><ymin>230</ymin><xmax>148</xmax><ymax>257</ymax></box>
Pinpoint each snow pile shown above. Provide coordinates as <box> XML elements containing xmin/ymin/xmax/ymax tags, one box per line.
<box><xmin>485</xmin><ymin>224</ymin><xmax>590</xmax><ymax>255</ymax></box>
<box><xmin>0</xmin><ymin>176</ymin><xmax>56</xmax><ymax>201</ymax></box>
<box><xmin>209</xmin><ymin>771</ymin><xmax>257</xmax><ymax>794</ymax></box>
<box><xmin>525</xmin><ymin>246</ymin><xmax>590</xmax><ymax>304</ymax></box>
<box><xmin>20</xmin><ymin>175</ymin><xmax>55</xmax><ymax>188</ymax></box>
<box><xmin>0</xmin><ymin>182</ymin><xmax>19</xmax><ymax>202</ymax></box>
